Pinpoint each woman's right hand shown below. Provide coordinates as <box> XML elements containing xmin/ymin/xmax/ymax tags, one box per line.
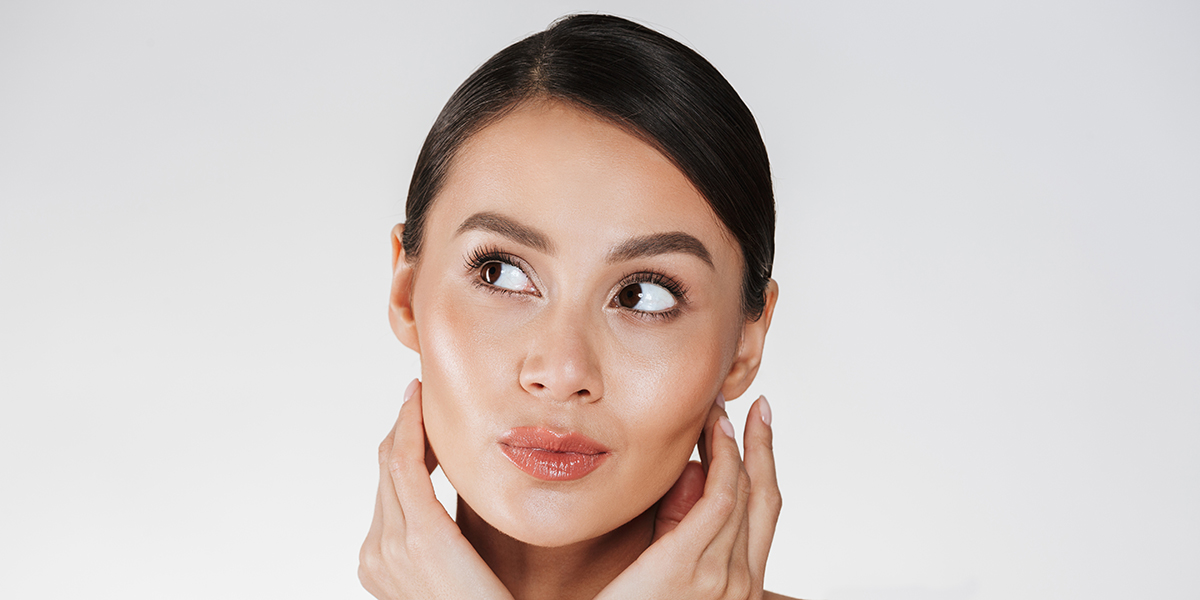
<box><xmin>358</xmin><ymin>379</ymin><xmax>515</xmax><ymax>600</ymax></box>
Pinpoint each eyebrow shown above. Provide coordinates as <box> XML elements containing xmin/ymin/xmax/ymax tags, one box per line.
<box><xmin>607</xmin><ymin>232</ymin><xmax>713</xmax><ymax>268</ymax></box>
<box><xmin>456</xmin><ymin>211</ymin><xmax>554</xmax><ymax>253</ymax></box>
<box><xmin>456</xmin><ymin>211</ymin><xmax>713</xmax><ymax>268</ymax></box>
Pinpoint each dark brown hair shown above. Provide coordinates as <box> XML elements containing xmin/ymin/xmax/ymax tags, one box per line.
<box><xmin>403</xmin><ymin>14</ymin><xmax>775</xmax><ymax>318</ymax></box>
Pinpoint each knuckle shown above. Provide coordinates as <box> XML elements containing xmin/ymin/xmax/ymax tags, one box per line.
<box><xmin>737</xmin><ymin>469</ymin><xmax>753</xmax><ymax>500</ymax></box>
<box><xmin>725</xmin><ymin>568</ymin><xmax>753</xmax><ymax>599</ymax></box>
<box><xmin>691</xmin><ymin>563</ymin><xmax>726</xmax><ymax>598</ymax></box>
<box><xmin>356</xmin><ymin>562</ymin><xmax>374</xmax><ymax>586</ymax></box>
<box><xmin>379</xmin><ymin>537</ymin><xmax>409</xmax><ymax>565</ymax></box>
<box><xmin>378</xmin><ymin>440</ymin><xmax>391</xmax><ymax>465</ymax></box>
<box><xmin>388</xmin><ymin>456</ymin><xmax>405</xmax><ymax>479</ymax></box>
<box><xmin>764</xmin><ymin>487</ymin><xmax>783</xmax><ymax>515</ymax></box>
<box><xmin>760</xmin><ymin>433</ymin><xmax>774</xmax><ymax>454</ymax></box>
<box><xmin>358</xmin><ymin>545</ymin><xmax>380</xmax><ymax>576</ymax></box>
<box><xmin>757</xmin><ymin>425</ymin><xmax>774</xmax><ymax>450</ymax></box>
<box><xmin>711</xmin><ymin>486</ymin><xmax>738</xmax><ymax>516</ymax></box>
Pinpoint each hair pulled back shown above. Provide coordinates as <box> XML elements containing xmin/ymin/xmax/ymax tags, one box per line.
<box><xmin>403</xmin><ymin>14</ymin><xmax>775</xmax><ymax>319</ymax></box>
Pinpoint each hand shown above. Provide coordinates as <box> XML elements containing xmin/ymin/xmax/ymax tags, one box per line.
<box><xmin>358</xmin><ymin>380</ymin><xmax>515</xmax><ymax>600</ymax></box>
<box><xmin>595</xmin><ymin>395</ymin><xmax>782</xmax><ymax>600</ymax></box>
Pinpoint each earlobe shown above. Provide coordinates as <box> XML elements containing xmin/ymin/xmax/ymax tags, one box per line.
<box><xmin>720</xmin><ymin>278</ymin><xmax>779</xmax><ymax>400</ymax></box>
<box><xmin>388</xmin><ymin>223</ymin><xmax>421</xmax><ymax>354</ymax></box>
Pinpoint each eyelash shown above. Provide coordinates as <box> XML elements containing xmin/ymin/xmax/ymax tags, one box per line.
<box><xmin>464</xmin><ymin>245</ymin><xmax>536</xmax><ymax>296</ymax></box>
<box><xmin>613</xmin><ymin>271</ymin><xmax>688</xmax><ymax>321</ymax></box>
<box><xmin>463</xmin><ymin>245</ymin><xmax>689</xmax><ymax>320</ymax></box>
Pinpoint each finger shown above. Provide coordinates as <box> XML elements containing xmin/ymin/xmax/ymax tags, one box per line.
<box><xmin>375</xmin><ymin>404</ymin><xmax>406</xmax><ymax>532</ymax></box>
<box><xmin>704</xmin><ymin>406</ymin><xmax>752</xmax><ymax>550</ymax></box>
<box><xmin>359</xmin><ymin>470</ymin><xmax>386</xmax><ymax>569</ymax></box>
<box><xmin>368</xmin><ymin>465</ymin><xmax>386</xmax><ymax>539</ymax></box>
<box><xmin>388</xmin><ymin>380</ymin><xmax>451</xmax><ymax>533</ymax></box>
<box><xmin>679</xmin><ymin>402</ymin><xmax>754</xmax><ymax>597</ymax></box>
<box><xmin>676</xmin><ymin>402</ymin><xmax>749</xmax><ymax>550</ymax></box>
<box><xmin>697</xmin><ymin>392</ymin><xmax>723</xmax><ymax>474</ymax></box>
<box><xmin>731</xmin><ymin>478</ymin><xmax>754</xmax><ymax>592</ymax></box>
<box><xmin>654</xmin><ymin>461</ymin><xmax>705</xmax><ymax>541</ymax></box>
<box><xmin>744</xmin><ymin>395</ymin><xmax>782</xmax><ymax>572</ymax></box>
<box><xmin>361</xmin><ymin>403</ymin><xmax>406</xmax><ymax>594</ymax></box>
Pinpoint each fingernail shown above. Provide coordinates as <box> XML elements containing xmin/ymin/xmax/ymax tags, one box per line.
<box><xmin>403</xmin><ymin>378</ymin><xmax>419</xmax><ymax>403</ymax></box>
<box><xmin>718</xmin><ymin>416</ymin><xmax>735</xmax><ymax>439</ymax></box>
<box><xmin>759</xmin><ymin>395</ymin><xmax>772</xmax><ymax>426</ymax></box>
<box><xmin>715</xmin><ymin>392</ymin><xmax>726</xmax><ymax>409</ymax></box>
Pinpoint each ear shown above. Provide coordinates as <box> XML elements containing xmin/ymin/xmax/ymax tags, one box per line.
<box><xmin>720</xmin><ymin>279</ymin><xmax>779</xmax><ymax>400</ymax></box>
<box><xmin>388</xmin><ymin>223</ymin><xmax>421</xmax><ymax>353</ymax></box>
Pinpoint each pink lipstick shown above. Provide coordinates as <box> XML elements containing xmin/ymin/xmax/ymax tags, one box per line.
<box><xmin>499</xmin><ymin>427</ymin><xmax>610</xmax><ymax>481</ymax></box>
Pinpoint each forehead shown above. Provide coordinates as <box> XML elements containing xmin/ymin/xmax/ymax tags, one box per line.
<box><xmin>431</xmin><ymin>101</ymin><xmax>739</xmax><ymax>265</ymax></box>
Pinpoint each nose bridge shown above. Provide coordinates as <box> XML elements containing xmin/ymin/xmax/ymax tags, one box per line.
<box><xmin>519</xmin><ymin>295</ymin><xmax>603</xmax><ymax>402</ymax></box>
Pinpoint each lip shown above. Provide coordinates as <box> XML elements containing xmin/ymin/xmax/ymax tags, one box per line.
<box><xmin>499</xmin><ymin>427</ymin><xmax>611</xmax><ymax>481</ymax></box>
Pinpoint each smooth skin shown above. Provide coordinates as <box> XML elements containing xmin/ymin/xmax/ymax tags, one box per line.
<box><xmin>360</xmin><ymin>101</ymin><xmax>793</xmax><ymax>599</ymax></box>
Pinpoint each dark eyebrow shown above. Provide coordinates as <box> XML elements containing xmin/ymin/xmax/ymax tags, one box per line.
<box><xmin>456</xmin><ymin>211</ymin><xmax>554</xmax><ymax>254</ymax></box>
<box><xmin>607</xmin><ymin>232</ymin><xmax>714</xmax><ymax>268</ymax></box>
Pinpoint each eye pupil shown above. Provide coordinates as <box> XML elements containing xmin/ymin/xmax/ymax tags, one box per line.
<box><xmin>618</xmin><ymin>283</ymin><xmax>643</xmax><ymax>308</ymax></box>
<box><xmin>481</xmin><ymin>261</ymin><xmax>502</xmax><ymax>284</ymax></box>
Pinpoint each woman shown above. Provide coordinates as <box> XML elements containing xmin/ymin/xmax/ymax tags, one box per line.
<box><xmin>360</xmin><ymin>14</ymin><xmax>794</xmax><ymax>600</ymax></box>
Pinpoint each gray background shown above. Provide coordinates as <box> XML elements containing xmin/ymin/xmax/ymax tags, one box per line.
<box><xmin>2</xmin><ymin>1</ymin><xmax>1197</xmax><ymax>598</ymax></box>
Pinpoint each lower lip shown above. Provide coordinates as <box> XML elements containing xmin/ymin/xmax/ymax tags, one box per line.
<box><xmin>496</xmin><ymin>429</ymin><xmax>609</xmax><ymax>480</ymax></box>
<box><xmin>501</xmin><ymin>447</ymin><xmax>607</xmax><ymax>480</ymax></box>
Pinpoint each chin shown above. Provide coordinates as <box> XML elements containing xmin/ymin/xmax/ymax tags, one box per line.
<box><xmin>491</xmin><ymin>513</ymin><xmax>595</xmax><ymax>548</ymax></box>
<box><xmin>462</xmin><ymin>480</ymin><xmax>637</xmax><ymax>548</ymax></box>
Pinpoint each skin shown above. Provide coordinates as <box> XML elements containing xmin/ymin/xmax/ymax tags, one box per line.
<box><xmin>361</xmin><ymin>100</ymin><xmax>791</xmax><ymax>599</ymax></box>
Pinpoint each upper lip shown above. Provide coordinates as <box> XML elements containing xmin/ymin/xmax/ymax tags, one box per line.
<box><xmin>499</xmin><ymin>427</ymin><xmax>610</xmax><ymax>455</ymax></box>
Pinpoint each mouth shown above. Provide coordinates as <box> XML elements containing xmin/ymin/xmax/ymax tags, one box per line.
<box><xmin>498</xmin><ymin>427</ymin><xmax>611</xmax><ymax>481</ymax></box>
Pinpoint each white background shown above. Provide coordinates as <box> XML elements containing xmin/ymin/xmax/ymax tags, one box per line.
<box><xmin>2</xmin><ymin>1</ymin><xmax>1197</xmax><ymax>599</ymax></box>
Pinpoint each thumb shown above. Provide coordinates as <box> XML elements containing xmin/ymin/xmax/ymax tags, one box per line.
<box><xmin>653</xmin><ymin>461</ymin><xmax>705</xmax><ymax>542</ymax></box>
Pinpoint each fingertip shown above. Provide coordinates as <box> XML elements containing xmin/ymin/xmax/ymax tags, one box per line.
<box><xmin>718</xmin><ymin>415</ymin><xmax>735</xmax><ymax>439</ymax></box>
<box><xmin>403</xmin><ymin>378</ymin><xmax>420</xmax><ymax>403</ymax></box>
<box><xmin>745</xmin><ymin>396</ymin><xmax>773</xmax><ymax>438</ymax></box>
<box><xmin>743</xmin><ymin>398</ymin><xmax>779</xmax><ymax>501</ymax></box>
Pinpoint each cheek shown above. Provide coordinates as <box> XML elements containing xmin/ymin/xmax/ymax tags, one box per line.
<box><xmin>419</xmin><ymin>298</ymin><xmax>497</xmax><ymax>399</ymax></box>
<box><xmin>609</xmin><ymin>311</ymin><xmax>738</xmax><ymax>409</ymax></box>
<box><xmin>604</xmin><ymin>319</ymin><xmax>735</xmax><ymax>491</ymax></box>
<box><xmin>411</xmin><ymin>284</ymin><xmax>532</xmax><ymax>467</ymax></box>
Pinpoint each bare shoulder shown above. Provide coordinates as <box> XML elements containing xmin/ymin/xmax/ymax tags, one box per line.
<box><xmin>764</xmin><ymin>592</ymin><xmax>802</xmax><ymax>600</ymax></box>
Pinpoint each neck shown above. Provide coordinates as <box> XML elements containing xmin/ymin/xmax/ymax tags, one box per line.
<box><xmin>457</xmin><ymin>496</ymin><xmax>655</xmax><ymax>600</ymax></box>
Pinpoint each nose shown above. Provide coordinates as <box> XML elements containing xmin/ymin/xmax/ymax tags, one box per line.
<box><xmin>518</xmin><ymin>307</ymin><xmax>604</xmax><ymax>404</ymax></box>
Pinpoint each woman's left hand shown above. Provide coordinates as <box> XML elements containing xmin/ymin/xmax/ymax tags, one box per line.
<box><xmin>595</xmin><ymin>395</ymin><xmax>782</xmax><ymax>600</ymax></box>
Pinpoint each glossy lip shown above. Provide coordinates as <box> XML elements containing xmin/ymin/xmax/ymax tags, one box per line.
<box><xmin>499</xmin><ymin>427</ymin><xmax>611</xmax><ymax>481</ymax></box>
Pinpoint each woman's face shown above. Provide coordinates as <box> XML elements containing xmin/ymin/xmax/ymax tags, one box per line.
<box><xmin>398</xmin><ymin>101</ymin><xmax>751</xmax><ymax>547</ymax></box>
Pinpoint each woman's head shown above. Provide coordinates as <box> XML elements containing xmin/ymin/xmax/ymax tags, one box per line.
<box><xmin>402</xmin><ymin>13</ymin><xmax>774</xmax><ymax>319</ymax></box>
<box><xmin>387</xmin><ymin>15</ymin><xmax>778</xmax><ymax>547</ymax></box>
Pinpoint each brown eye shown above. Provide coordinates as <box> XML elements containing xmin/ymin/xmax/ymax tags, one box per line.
<box><xmin>476</xmin><ymin>259</ymin><xmax>533</xmax><ymax>292</ymax></box>
<box><xmin>614</xmin><ymin>281</ymin><xmax>677</xmax><ymax>312</ymax></box>
<box><xmin>480</xmin><ymin>261</ymin><xmax>503</xmax><ymax>284</ymax></box>
<box><xmin>617</xmin><ymin>283</ymin><xmax>643</xmax><ymax>308</ymax></box>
